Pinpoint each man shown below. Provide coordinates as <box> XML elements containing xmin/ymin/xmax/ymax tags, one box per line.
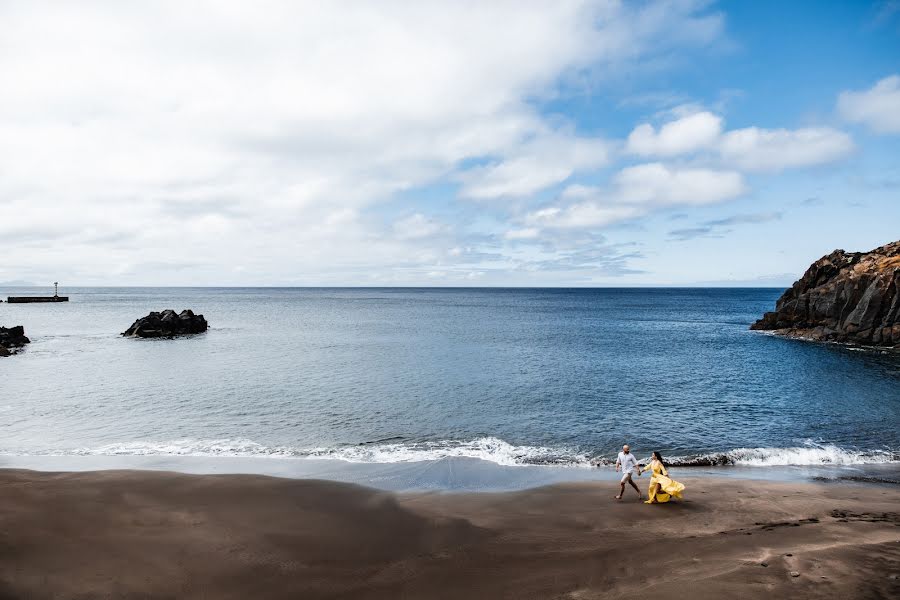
<box><xmin>614</xmin><ymin>444</ymin><xmax>642</xmax><ymax>501</ymax></box>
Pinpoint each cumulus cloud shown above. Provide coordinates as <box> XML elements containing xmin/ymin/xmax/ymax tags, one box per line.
<box><xmin>522</xmin><ymin>163</ymin><xmax>745</xmax><ymax>230</ymax></box>
<box><xmin>837</xmin><ymin>74</ymin><xmax>900</xmax><ymax>134</ymax></box>
<box><xmin>624</xmin><ymin>110</ymin><xmax>853</xmax><ymax>172</ymax></box>
<box><xmin>626</xmin><ymin>111</ymin><xmax>723</xmax><ymax>156</ymax></box>
<box><xmin>525</xmin><ymin>202</ymin><xmax>646</xmax><ymax>229</ymax></box>
<box><xmin>718</xmin><ymin>126</ymin><xmax>854</xmax><ymax>171</ymax></box>
<box><xmin>459</xmin><ymin>134</ymin><xmax>610</xmax><ymax>199</ymax></box>
<box><xmin>614</xmin><ymin>163</ymin><xmax>746</xmax><ymax>205</ymax></box>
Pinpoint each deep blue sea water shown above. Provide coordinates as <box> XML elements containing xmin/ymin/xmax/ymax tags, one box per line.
<box><xmin>2</xmin><ymin>287</ymin><xmax>899</xmax><ymax>473</ymax></box>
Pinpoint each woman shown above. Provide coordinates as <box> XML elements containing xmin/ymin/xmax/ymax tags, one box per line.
<box><xmin>639</xmin><ymin>451</ymin><xmax>685</xmax><ymax>504</ymax></box>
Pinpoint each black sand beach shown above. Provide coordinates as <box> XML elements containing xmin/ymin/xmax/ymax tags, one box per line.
<box><xmin>0</xmin><ymin>469</ymin><xmax>897</xmax><ymax>599</ymax></box>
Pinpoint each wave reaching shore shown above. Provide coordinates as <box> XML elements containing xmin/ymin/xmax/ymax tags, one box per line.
<box><xmin>14</xmin><ymin>436</ymin><xmax>896</xmax><ymax>468</ymax></box>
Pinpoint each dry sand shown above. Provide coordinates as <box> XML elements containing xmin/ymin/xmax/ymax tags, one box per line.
<box><xmin>0</xmin><ymin>469</ymin><xmax>897</xmax><ymax>599</ymax></box>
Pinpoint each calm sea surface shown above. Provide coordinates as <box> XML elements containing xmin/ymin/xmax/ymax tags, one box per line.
<box><xmin>2</xmin><ymin>287</ymin><xmax>899</xmax><ymax>469</ymax></box>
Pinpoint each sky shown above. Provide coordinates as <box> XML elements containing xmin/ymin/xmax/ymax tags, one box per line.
<box><xmin>1</xmin><ymin>0</ymin><xmax>899</xmax><ymax>287</ymax></box>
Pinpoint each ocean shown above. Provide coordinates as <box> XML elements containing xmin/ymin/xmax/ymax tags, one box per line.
<box><xmin>2</xmin><ymin>287</ymin><xmax>899</xmax><ymax>487</ymax></box>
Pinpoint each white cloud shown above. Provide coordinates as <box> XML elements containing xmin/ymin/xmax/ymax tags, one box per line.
<box><xmin>523</xmin><ymin>163</ymin><xmax>745</xmax><ymax>229</ymax></box>
<box><xmin>526</xmin><ymin>202</ymin><xmax>645</xmax><ymax>229</ymax></box>
<box><xmin>0</xmin><ymin>0</ymin><xmax>727</xmax><ymax>284</ymax></box>
<box><xmin>460</xmin><ymin>133</ymin><xmax>609</xmax><ymax>199</ymax></box>
<box><xmin>718</xmin><ymin>127</ymin><xmax>854</xmax><ymax>171</ymax></box>
<box><xmin>393</xmin><ymin>213</ymin><xmax>445</xmax><ymax>240</ymax></box>
<box><xmin>626</xmin><ymin>111</ymin><xmax>723</xmax><ymax>156</ymax></box>
<box><xmin>614</xmin><ymin>163</ymin><xmax>746</xmax><ymax>205</ymax></box>
<box><xmin>625</xmin><ymin>111</ymin><xmax>854</xmax><ymax>172</ymax></box>
<box><xmin>837</xmin><ymin>74</ymin><xmax>900</xmax><ymax>134</ymax></box>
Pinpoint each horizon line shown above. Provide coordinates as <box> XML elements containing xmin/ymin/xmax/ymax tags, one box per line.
<box><xmin>0</xmin><ymin>284</ymin><xmax>790</xmax><ymax>290</ymax></box>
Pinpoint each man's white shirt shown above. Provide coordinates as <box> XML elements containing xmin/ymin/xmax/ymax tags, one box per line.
<box><xmin>617</xmin><ymin>451</ymin><xmax>638</xmax><ymax>474</ymax></box>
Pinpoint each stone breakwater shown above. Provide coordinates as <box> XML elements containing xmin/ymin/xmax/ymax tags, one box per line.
<box><xmin>122</xmin><ymin>309</ymin><xmax>208</xmax><ymax>338</ymax></box>
<box><xmin>0</xmin><ymin>325</ymin><xmax>31</xmax><ymax>357</ymax></box>
<box><xmin>751</xmin><ymin>240</ymin><xmax>900</xmax><ymax>348</ymax></box>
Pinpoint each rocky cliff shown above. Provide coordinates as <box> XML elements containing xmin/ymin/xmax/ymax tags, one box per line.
<box><xmin>750</xmin><ymin>240</ymin><xmax>900</xmax><ymax>348</ymax></box>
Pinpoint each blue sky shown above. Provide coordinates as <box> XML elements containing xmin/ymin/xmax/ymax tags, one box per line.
<box><xmin>1</xmin><ymin>0</ymin><xmax>898</xmax><ymax>286</ymax></box>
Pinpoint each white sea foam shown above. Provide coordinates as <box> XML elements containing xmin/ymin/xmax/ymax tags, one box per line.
<box><xmin>65</xmin><ymin>436</ymin><xmax>590</xmax><ymax>467</ymax></box>
<box><xmin>55</xmin><ymin>438</ymin><xmax>898</xmax><ymax>468</ymax></box>
<box><xmin>304</xmin><ymin>437</ymin><xmax>590</xmax><ymax>466</ymax></box>
<box><xmin>668</xmin><ymin>443</ymin><xmax>899</xmax><ymax>466</ymax></box>
<box><xmin>69</xmin><ymin>439</ymin><xmax>301</xmax><ymax>458</ymax></box>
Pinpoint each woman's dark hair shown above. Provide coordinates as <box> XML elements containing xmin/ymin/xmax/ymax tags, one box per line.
<box><xmin>652</xmin><ymin>451</ymin><xmax>666</xmax><ymax>468</ymax></box>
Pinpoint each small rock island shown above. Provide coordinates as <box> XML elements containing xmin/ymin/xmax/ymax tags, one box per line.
<box><xmin>751</xmin><ymin>240</ymin><xmax>900</xmax><ymax>348</ymax></box>
<box><xmin>0</xmin><ymin>325</ymin><xmax>31</xmax><ymax>357</ymax></box>
<box><xmin>123</xmin><ymin>309</ymin><xmax>209</xmax><ymax>338</ymax></box>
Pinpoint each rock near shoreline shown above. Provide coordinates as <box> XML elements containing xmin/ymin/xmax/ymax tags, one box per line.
<box><xmin>750</xmin><ymin>240</ymin><xmax>900</xmax><ymax>348</ymax></box>
<box><xmin>122</xmin><ymin>309</ymin><xmax>208</xmax><ymax>338</ymax></box>
<box><xmin>0</xmin><ymin>325</ymin><xmax>31</xmax><ymax>356</ymax></box>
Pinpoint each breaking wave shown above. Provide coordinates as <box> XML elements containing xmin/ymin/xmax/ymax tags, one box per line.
<box><xmin>37</xmin><ymin>438</ymin><xmax>900</xmax><ymax>469</ymax></box>
<box><xmin>63</xmin><ymin>436</ymin><xmax>590</xmax><ymax>467</ymax></box>
<box><xmin>666</xmin><ymin>444</ymin><xmax>900</xmax><ymax>467</ymax></box>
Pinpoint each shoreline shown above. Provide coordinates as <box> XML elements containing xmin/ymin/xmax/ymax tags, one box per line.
<box><xmin>752</xmin><ymin>328</ymin><xmax>900</xmax><ymax>352</ymax></box>
<box><xmin>0</xmin><ymin>468</ymin><xmax>897</xmax><ymax>598</ymax></box>
<box><xmin>0</xmin><ymin>454</ymin><xmax>898</xmax><ymax>492</ymax></box>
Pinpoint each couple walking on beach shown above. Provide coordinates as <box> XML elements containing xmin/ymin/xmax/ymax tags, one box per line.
<box><xmin>615</xmin><ymin>444</ymin><xmax>685</xmax><ymax>504</ymax></box>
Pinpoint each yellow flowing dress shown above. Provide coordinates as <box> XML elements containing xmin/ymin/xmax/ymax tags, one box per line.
<box><xmin>642</xmin><ymin>460</ymin><xmax>685</xmax><ymax>504</ymax></box>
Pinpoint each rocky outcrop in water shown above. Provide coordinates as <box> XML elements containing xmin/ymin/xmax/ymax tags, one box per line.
<box><xmin>750</xmin><ymin>240</ymin><xmax>900</xmax><ymax>348</ymax></box>
<box><xmin>0</xmin><ymin>325</ymin><xmax>31</xmax><ymax>356</ymax></box>
<box><xmin>122</xmin><ymin>309</ymin><xmax>208</xmax><ymax>338</ymax></box>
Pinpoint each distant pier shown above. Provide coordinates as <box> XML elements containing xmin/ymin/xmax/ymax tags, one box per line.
<box><xmin>7</xmin><ymin>296</ymin><xmax>69</xmax><ymax>303</ymax></box>
<box><xmin>6</xmin><ymin>281</ymin><xmax>69</xmax><ymax>303</ymax></box>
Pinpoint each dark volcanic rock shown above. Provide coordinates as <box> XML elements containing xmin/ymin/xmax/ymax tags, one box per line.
<box><xmin>122</xmin><ymin>309</ymin><xmax>208</xmax><ymax>338</ymax></box>
<box><xmin>751</xmin><ymin>240</ymin><xmax>900</xmax><ymax>348</ymax></box>
<box><xmin>0</xmin><ymin>325</ymin><xmax>31</xmax><ymax>356</ymax></box>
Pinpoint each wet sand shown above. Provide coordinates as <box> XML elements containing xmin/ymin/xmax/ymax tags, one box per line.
<box><xmin>0</xmin><ymin>469</ymin><xmax>897</xmax><ymax>599</ymax></box>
